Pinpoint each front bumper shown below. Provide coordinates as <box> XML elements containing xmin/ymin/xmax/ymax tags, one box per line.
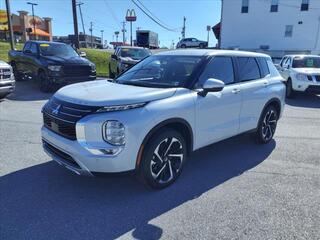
<box><xmin>49</xmin><ymin>75</ymin><xmax>96</xmax><ymax>84</ymax></box>
<box><xmin>292</xmin><ymin>76</ymin><xmax>320</xmax><ymax>93</ymax></box>
<box><xmin>0</xmin><ymin>78</ymin><xmax>15</xmax><ymax>96</ymax></box>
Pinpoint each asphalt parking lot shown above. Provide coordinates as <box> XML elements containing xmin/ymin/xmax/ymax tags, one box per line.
<box><xmin>0</xmin><ymin>81</ymin><xmax>319</xmax><ymax>240</ymax></box>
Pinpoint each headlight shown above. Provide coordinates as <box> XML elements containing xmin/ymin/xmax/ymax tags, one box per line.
<box><xmin>295</xmin><ymin>73</ymin><xmax>308</xmax><ymax>81</ymax></box>
<box><xmin>48</xmin><ymin>65</ymin><xmax>62</xmax><ymax>71</ymax></box>
<box><xmin>91</xmin><ymin>64</ymin><xmax>96</xmax><ymax>71</ymax></box>
<box><xmin>96</xmin><ymin>102</ymin><xmax>147</xmax><ymax>113</ymax></box>
<box><xmin>102</xmin><ymin>121</ymin><xmax>125</xmax><ymax>146</ymax></box>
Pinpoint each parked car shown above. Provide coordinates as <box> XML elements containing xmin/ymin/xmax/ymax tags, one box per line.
<box><xmin>41</xmin><ymin>50</ymin><xmax>285</xmax><ymax>189</ymax></box>
<box><xmin>176</xmin><ymin>38</ymin><xmax>208</xmax><ymax>49</ymax></box>
<box><xmin>109</xmin><ymin>46</ymin><xmax>151</xmax><ymax>78</ymax></box>
<box><xmin>277</xmin><ymin>55</ymin><xmax>320</xmax><ymax>98</ymax></box>
<box><xmin>0</xmin><ymin>60</ymin><xmax>15</xmax><ymax>99</ymax></box>
<box><xmin>9</xmin><ymin>41</ymin><xmax>96</xmax><ymax>92</ymax></box>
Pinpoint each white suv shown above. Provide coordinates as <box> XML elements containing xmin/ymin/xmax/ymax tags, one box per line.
<box><xmin>277</xmin><ymin>55</ymin><xmax>320</xmax><ymax>98</ymax></box>
<box><xmin>41</xmin><ymin>50</ymin><xmax>285</xmax><ymax>189</ymax></box>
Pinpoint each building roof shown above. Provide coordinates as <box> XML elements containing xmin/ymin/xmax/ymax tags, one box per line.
<box><xmin>156</xmin><ymin>49</ymin><xmax>270</xmax><ymax>58</ymax></box>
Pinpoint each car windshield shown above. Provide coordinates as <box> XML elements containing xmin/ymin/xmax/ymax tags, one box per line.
<box><xmin>120</xmin><ymin>48</ymin><xmax>151</xmax><ymax>60</ymax></box>
<box><xmin>116</xmin><ymin>55</ymin><xmax>203</xmax><ymax>88</ymax></box>
<box><xmin>292</xmin><ymin>57</ymin><xmax>320</xmax><ymax>68</ymax></box>
<box><xmin>39</xmin><ymin>43</ymin><xmax>79</xmax><ymax>57</ymax></box>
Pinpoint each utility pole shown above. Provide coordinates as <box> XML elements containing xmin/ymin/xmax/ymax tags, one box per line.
<box><xmin>89</xmin><ymin>21</ymin><xmax>93</xmax><ymax>48</ymax></box>
<box><xmin>27</xmin><ymin>2</ymin><xmax>38</xmax><ymax>40</ymax></box>
<box><xmin>71</xmin><ymin>0</ymin><xmax>79</xmax><ymax>49</ymax></box>
<box><xmin>207</xmin><ymin>25</ymin><xmax>211</xmax><ymax>47</ymax></box>
<box><xmin>121</xmin><ymin>21</ymin><xmax>126</xmax><ymax>44</ymax></box>
<box><xmin>77</xmin><ymin>2</ymin><xmax>86</xmax><ymax>47</ymax></box>
<box><xmin>100</xmin><ymin>30</ymin><xmax>104</xmax><ymax>48</ymax></box>
<box><xmin>181</xmin><ymin>16</ymin><xmax>186</xmax><ymax>39</ymax></box>
<box><xmin>5</xmin><ymin>0</ymin><xmax>14</xmax><ymax>50</ymax></box>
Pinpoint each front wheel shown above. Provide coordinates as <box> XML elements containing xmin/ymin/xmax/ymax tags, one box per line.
<box><xmin>254</xmin><ymin>105</ymin><xmax>278</xmax><ymax>144</ymax></box>
<box><xmin>38</xmin><ymin>71</ymin><xmax>53</xmax><ymax>92</ymax></box>
<box><xmin>139</xmin><ymin>129</ymin><xmax>187</xmax><ymax>189</ymax></box>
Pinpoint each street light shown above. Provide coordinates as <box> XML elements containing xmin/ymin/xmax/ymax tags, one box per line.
<box><xmin>27</xmin><ymin>2</ymin><xmax>38</xmax><ymax>40</ymax></box>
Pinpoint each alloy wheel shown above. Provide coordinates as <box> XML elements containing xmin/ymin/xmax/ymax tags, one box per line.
<box><xmin>261</xmin><ymin>109</ymin><xmax>277</xmax><ymax>142</ymax></box>
<box><xmin>150</xmin><ymin>137</ymin><xmax>184</xmax><ymax>184</ymax></box>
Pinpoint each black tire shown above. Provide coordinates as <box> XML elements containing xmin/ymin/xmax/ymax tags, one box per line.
<box><xmin>286</xmin><ymin>79</ymin><xmax>295</xmax><ymax>99</ymax></box>
<box><xmin>199</xmin><ymin>43</ymin><xmax>204</xmax><ymax>49</ymax></box>
<box><xmin>139</xmin><ymin>128</ymin><xmax>187</xmax><ymax>189</ymax></box>
<box><xmin>11</xmin><ymin>62</ymin><xmax>22</xmax><ymax>81</ymax></box>
<box><xmin>254</xmin><ymin>105</ymin><xmax>278</xmax><ymax>144</ymax></box>
<box><xmin>180</xmin><ymin>44</ymin><xmax>186</xmax><ymax>48</ymax></box>
<box><xmin>38</xmin><ymin>70</ymin><xmax>53</xmax><ymax>92</ymax></box>
<box><xmin>109</xmin><ymin>63</ymin><xmax>115</xmax><ymax>79</ymax></box>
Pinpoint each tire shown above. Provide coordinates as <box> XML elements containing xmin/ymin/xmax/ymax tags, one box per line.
<box><xmin>139</xmin><ymin>128</ymin><xmax>187</xmax><ymax>189</ymax></box>
<box><xmin>254</xmin><ymin>105</ymin><xmax>278</xmax><ymax>144</ymax></box>
<box><xmin>109</xmin><ymin>63</ymin><xmax>115</xmax><ymax>79</ymax></box>
<box><xmin>199</xmin><ymin>43</ymin><xmax>204</xmax><ymax>49</ymax></box>
<box><xmin>180</xmin><ymin>44</ymin><xmax>186</xmax><ymax>48</ymax></box>
<box><xmin>11</xmin><ymin>62</ymin><xmax>22</xmax><ymax>81</ymax></box>
<box><xmin>38</xmin><ymin>70</ymin><xmax>53</xmax><ymax>92</ymax></box>
<box><xmin>286</xmin><ymin>78</ymin><xmax>295</xmax><ymax>99</ymax></box>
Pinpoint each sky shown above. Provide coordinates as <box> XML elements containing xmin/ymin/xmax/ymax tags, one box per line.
<box><xmin>1</xmin><ymin>0</ymin><xmax>222</xmax><ymax>48</ymax></box>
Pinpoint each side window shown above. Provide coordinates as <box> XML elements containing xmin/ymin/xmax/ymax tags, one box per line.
<box><xmin>30</xmin><ymin>43</ymin><xmax>38</xmax><ymax>55</ymax></box>
<box><xmin>284</xmin><ymin>57</ymin><xmax>291</xmax><ymax>67</ymax></box>
<box><xmin>257</xmin><ymin>58</ymin><xmax>270</xmax><ymax>78</ymax></box>
<box><xmin>23</xmin><ymin>42</ymin><xmax>31</xmax><ymax>52</ymax></box>
<box><xmin>198</xmin><ymin>56</ymin><xmax>235</xmax><ymax>87</ymax></box>
<box><xmin>237</xmin><ymin>57</ymin><xmax>261</xmax><ymax>81</ymax></box>
<box><xmin>241</xmin><ymin>0</ymin><xmax>249</xmax><ymax>13</ymax></box>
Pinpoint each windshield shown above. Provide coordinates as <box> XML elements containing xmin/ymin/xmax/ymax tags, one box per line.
<box><xmin>39</xmin><ymin>43</ymin><xmax>79</xmax><ymax>57</ymax></box>
<box><xmin>292</xmin><ymin>57</ymin><xmax>320</xmax><ymax>68</ymax></box>
<box><xmin>116</xmin><ymin>55</ymin><xmax>202</xmax><ymax>88</ymax></box>
<box><xmin>120</xmin><ymin>48</ymin><xmax>151</xmax><ymax>60</ymax></box>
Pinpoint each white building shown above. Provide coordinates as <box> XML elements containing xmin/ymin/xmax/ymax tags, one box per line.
<box><xmin>219</xmin><ymin>0</ymin><xmax>320</xmax><ymax>57</ymax></box>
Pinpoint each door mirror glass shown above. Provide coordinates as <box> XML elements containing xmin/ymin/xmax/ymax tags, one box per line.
<box><xmin>79</xmin><ymin>51</ymin><xmax>86</xmax><ymax>58</ymax></box>
<box><xmin>200</xmin><ymin>78</ymin><xmax>225</xmax><ymax>95</ymax></box>
<box><xmin>111</xmin><ymin>54</ymin><xmax>118</xmax><ymax>60</ymax></box>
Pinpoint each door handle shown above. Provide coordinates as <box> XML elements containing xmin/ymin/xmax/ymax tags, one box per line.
<box><xmin>232</xmin><ymin>88</ymin><xmax>241</xmax><ymax>94</ymax></box>
<box><xmin>263</xmin><ymin>81</ymin><xmax>269</xmax><ymax>87</ymax></box>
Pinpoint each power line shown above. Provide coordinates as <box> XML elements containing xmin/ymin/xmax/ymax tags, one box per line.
<box><xmin>131</xmin><ymin>0</ymin><xmax>180</xmax><ymax>32</ymax></box>
<box><xmin>103</xmin><ymin>0</ymin><xmax>122</xmax><ymax>28</ymax></box>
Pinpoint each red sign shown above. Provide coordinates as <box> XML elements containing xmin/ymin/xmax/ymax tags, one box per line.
<box><xmin>126</xmin><ymin>9</ymin><xmax>137</xmax><ymax>22</ymax></box>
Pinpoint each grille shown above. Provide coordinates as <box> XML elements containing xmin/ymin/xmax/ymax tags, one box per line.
<box><xmin>42</xmin><ymin>139</ymin><xmax>80</xmax><ymax>168</ymax></box>
<box><xmin>42</xmin><ymin>97</ymin><xmax>100</xmax><ymax>140</ymax></box>
<box><xmin>315</xmin><ymin>75</ymin><xmax>320</xmax><ymax>82</ymax></box>
<box><xmin>63</xmin><ymin>65</ymin><xmax>92</xmax><ymax>77</ymax></box>
<box><xmin>0</xmin><ymin>68</ymin><xmax>11</xmax><ymax>79</ymax></box>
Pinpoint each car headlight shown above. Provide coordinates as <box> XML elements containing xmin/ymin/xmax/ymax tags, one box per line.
<box><xmin>91</xmin><ymin>64</ymin><xmax>96</xmax><ymax>71</ymax></box>
<box><xmin>96</xmin><ymin>102</ymin><xmax>147</xmax><ymax>113</ymax></box>
<box><xmin>295</xmin><ymin>73</ymin><xmax>309</xmax><ymax>81</ymax></box>
<box><xmin>48</xmin><ymin>65</ymin><xmax>62</xmax><ymax>71</ymax></box>
<box><xmin>102</xmin><ymin>121</ymin><xmax>125</xmax><ymax>146</ymax></box>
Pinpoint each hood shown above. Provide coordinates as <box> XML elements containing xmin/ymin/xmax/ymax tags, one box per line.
<box><xmin>120</xmin><ymin>56</ymin><xmax>140</xmax><ymax>64</ymax></box>
<box><xmin>42</xmin><ymin>55</ymin><xmax>92</xmax><ymax>65</ymax></box>
<box><xmin>292</xmin><ymin>68</ymin><xmax>320</xmax><ymax>75</ymax></box>
<box><xmin>54</xmin><ymin>80</ymin><xmax>177</xmax><ymax>106</ymax></box>
<box><xmin>0</xmin><ymin>60</ymin><xmax>10</xmax><ymax>68</ymax></box>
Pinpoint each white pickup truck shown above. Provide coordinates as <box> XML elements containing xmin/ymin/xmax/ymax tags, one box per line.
<box><xmin>0</xmin><ymin>60</ymin><xmax>15</xmax><ymax>99</ymax></box>
<box><xmin>277</xmin><ymin>55</ymin><xmax>320</xmax><ymax>98</ymax></box>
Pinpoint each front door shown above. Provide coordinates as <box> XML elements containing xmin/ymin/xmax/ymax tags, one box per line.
<box><xmin>194</xmin><ymin>56</ymin><xmax>242</xmax><ymax>148</ymax></box>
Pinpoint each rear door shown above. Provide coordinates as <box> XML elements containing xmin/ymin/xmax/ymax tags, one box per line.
<box><xmin>236</xmin><ymin>57</ymin><xmax>271</xmax><ymax>132</ymax></box>
<box><xmin>195</xmin><ymin>56</ymin><xmax>242</xmax><ymax>148</ymax></box>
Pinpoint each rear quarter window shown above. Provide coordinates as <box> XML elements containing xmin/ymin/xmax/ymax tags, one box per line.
<box><xmin>257</xmin><ymin>58</ymin><xmax>270</xmax><ymax>78</ymax></box>
<box><xmin>237</xmin><ymin>57</ymin><xmax>261</xmax><ymax>81</ymax></box>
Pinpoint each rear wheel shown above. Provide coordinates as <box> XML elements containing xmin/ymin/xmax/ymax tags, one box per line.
<box><xmin>286</xmin><ymin>78</ymin><xmax>295</xmax><ymax>98</ymax></box>
<box><xmin>11</xmin><ymin>62</ymin><xmax>22</xmax><ymax>81</ymax></box>
<box><xmin>180</xmin><ymin>44</ymin><xmax>186</xmax><ymax>48</ymax></box>
<box><xmin>38</xmin><ymin>71</ymin><xmax>53</xmax><ymax>92</ymax></box>
<box><xmin>254</xmin><ymin>105</ymin><xmax>278</xmax><ymax>144</ymax></box>
<box><xmin>199</xmin><ymin>43</ymin><xmax>204</xmax><ymax>48</ymax></box>
<box><xmin>139</xmin><ymin>129</ymin><xmax>187</xmax><ymax>189</ymax></box>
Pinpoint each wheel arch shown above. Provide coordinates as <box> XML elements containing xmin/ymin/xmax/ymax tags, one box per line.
<box><xmin>135</xmin><ymin>118</ymin><xmax>194</xmax><ymax>170</ymax></box>
<box><xmin>260</xmin><ymin>97</ymin><xmax>282</xmax><ymax>121</ymax></box>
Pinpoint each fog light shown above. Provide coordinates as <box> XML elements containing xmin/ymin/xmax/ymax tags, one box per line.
<box><xmin>102</xmin><ymin>121</ymin><xmax>125</xmax><ymax>146</ymax></box>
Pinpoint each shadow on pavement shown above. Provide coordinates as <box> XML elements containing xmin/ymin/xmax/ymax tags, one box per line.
<box><xmin>0</xmin><ymin>135</ymin><xmax>276</xmax><ymax>239</ymax></box>
<box><xmin>6</xmin><ymin>81</ymin><xmax>54</xmax><ymax>101</ymax></box>
<box><xmin>285</xmin><ymin>93</ymin><xmax>320</xmax><ymax>108</ymax></box>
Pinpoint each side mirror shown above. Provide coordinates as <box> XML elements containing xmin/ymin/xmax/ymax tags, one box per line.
<box><xmin>24</xmin><ymin>49</ymin><xmax>32</xmax><ymax>54</ymax></box>
<box><xmin>79</xmin><ymin>51</ymin><xmax>87</xmax><ymax>58</ymax></box>
<box><xmin>199</xmin><ymin>78</ymin><xmax>225</xmax><ymax>96</ymax></box>
<box><xmin>111</xmin><ymin>54</ymin><xmax>118</xmax><ymax>60</ymax></box>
